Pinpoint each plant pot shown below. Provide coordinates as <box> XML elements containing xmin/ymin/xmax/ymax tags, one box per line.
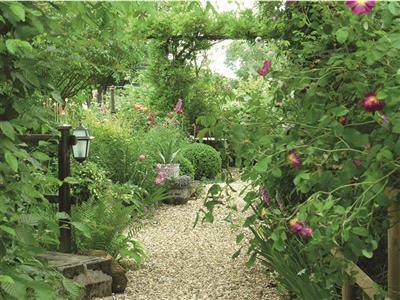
<box><xmin>158</xmin><ymin>163</ymin><xmax>180</xmax><ymax>178</ymax></box>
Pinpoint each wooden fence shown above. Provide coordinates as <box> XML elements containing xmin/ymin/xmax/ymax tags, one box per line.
<box><xmin>336</xmin><ymin>201</ymin><xmax>400</xmax><ymax>300</ymax></box>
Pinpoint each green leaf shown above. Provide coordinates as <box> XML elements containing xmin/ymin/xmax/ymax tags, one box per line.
<box><xmin>9</xmin><ymin>3</ymin><xmax>25</xmax><ymax>21</ymax></box>
<box><xmin>232</xmin><ymin>248</ymin><xmax>241</xmax><ymax>259</ymax></box>
<box><xmin>236</xmin><ymin>233</ymin><xmax>245</xmax><ymax>244</ymax></box>
<box><xmin>389</xmin><ymin>1</ymin><xmax>400</xmax><ymax>16</ymax></box>
<box><xmin>271</xmin><ymin>167</ymin><xmax>282</xmax><ymax>178</ymax></box>
<box><xmin>5</xmin><ymin>39</ymin><xmax>32</xmax><ymax>55</ymax></box>
<box><xmin>62</xmin><ymin>278</ymin><xmax>81</xmax><ymax>298</ymax></box>
<box><xmin>0</xmin><ymin>121</ymin><xmax>16</xmax><ymax>140</ymax></box>
<box><xmin>32</xmin><ymin>151</ymin><xmax>50</xmax><ymax>161</ymax></box>
<box><xmin>4</xmin><ymin>151</ymin><xmax>18</xmax><ymax>172</ymax></box>
<box><xmin>336</xmin><ymin>28</ymin><xmax>349</xmax><ymax>44</ymax></box>
<box><xmin>0</xmin><ymin>225</ymin><xmax>16</xmax><ymax>236</ymax></box>
<box><xmin>64</xmin><ymin>176</ymin><xmax>79</xmax><ymax>185</ymax></box>
<box><xmin>71</xmin><ymin>222</ymin><xmax>91</xmax><ymax>238</ymax></box>
<box><xmin>352</xmin><ymin>227</ymin><xmax>369</xmax><ymax>237</ymax></box>
<box><xmin>0</xmin><ymin>276</ymin><xmax>14</xmax><ymax>283</ymax></box>
<box><xmin>362</xmin><ymin>249</ymin><xmax>373</xmax><ymax>258</ymax></box>
<box><xmin>392</xmin><ymin>118</ymin><xmax>400</xmax><ymax>134</ymax></box>
<box><xmin>1</xmin><ymin>280</ymin><xmax>26</xmax><ymax>299</ymax></box>
<box><xmin>253</xmin><ymin>158</ymin><xmax>268</xmax><ymax>173</ymax></box>
<box><xmin>245</xmin><ymin>253</ymin><xmax>257</xmax><ymax>268</ymax></box>
<box><xmin>243</xmin><ymin>215</ymin><xmax>257</xmax><ymax>227</ymax></box>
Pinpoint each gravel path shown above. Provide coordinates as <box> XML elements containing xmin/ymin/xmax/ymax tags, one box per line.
<box><xmin>99</xmin><ymin>182</ymin><xmax>280</xmax><ymax>300</ymax></box>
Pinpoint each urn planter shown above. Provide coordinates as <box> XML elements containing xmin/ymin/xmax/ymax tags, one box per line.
<box><xmin>158</xmin><ymin>163</ymin><xmax>180</xmax><ymax>178</ymax></box>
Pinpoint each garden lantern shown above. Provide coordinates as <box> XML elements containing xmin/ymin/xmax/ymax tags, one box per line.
<box><xmin>72</xmin><ymin>122</ymin><xmax>92</xmax><ymax>162</ymax></box>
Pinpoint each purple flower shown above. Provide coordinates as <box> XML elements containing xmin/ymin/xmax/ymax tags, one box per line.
<box><xmin>361</xmin><ymin>92</ymin><xmax>384</xmax><ymax>112</ymax></box>
<box><xmin>289</xmin><ymin>219</ymin><xmax>304</xmax><ymax>233</ymax></box>
<box><xmin>257</xmin><ymin>60</ymin><xmax>272</xmax><ymax>76</ymax></box>
<box><xmin>289</xmin><ymin>219</ymin><xmax>312</xmax><ymax>237</ymax></box>
<box><xmin>259</xmin><ymin>186</ymin><xmax>272</xmax><ymax>207</ymax></box>
<box><xmin>346</xmin><ymin>1</ymin><xmax>375</xmax><ymax>15</ymax></box>
<box><xmin>288</xmin><ymin>149</ymin><xmax>301</xmax><ymax>168</ymax></box>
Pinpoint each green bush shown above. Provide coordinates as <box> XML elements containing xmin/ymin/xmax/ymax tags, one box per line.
<box><xmin>178</xmin><ymin>157</ymin><xmax>195</xmax><ymax>179</ymax></box>
<box><xmin>182</xmin><ymin>143</ymin><xmax>221</xmax><ymax>180</ymax></box>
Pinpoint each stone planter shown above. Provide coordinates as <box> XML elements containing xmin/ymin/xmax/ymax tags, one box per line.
<box><xmin>165</xmin><ymin>175</ymin><xmax>192</xmax><ymax>205</ymax></box>
<box><xmin>159</xmin><ymin>163</ymin><xmax>180</xmax><ymax>178</ymax></box>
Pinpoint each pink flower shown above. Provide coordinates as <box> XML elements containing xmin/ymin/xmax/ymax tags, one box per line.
<box><xmin>257</xmin><ymin>60</ymin><xmax>272</xmax><ymax>76</ymax></box>
<box><xmin>353</xmin><ymin>159</ymin><xmax>362</xmax><ymax>167</ymax></box>
<box><xmin>175</xmin><ymin>99</ymin><xmax>183</xmax><ymax>114</ymax></box>
<box><xmin>300</xmin><ymin>227</ymin><xmax>313</xmax><ymax>237</ymax></box>
<box><xmin>288</xmin><ymin>149</ymin><xmax>301</xmax><ymax>168</ymax></box>
<box><xmin>361</xmin><ymin>92</ymin><xmax>384</xmax><ymax>112</ymax></box>
<box><xmin>155</xmin><ymin>163</ymin><xmax>161</xmax><ymax>170</ymax></box>
<box><xmin>139</xmin><ymin>154</ymin><xmax>146</xmax><ymax>161</ymax></box>
<box><xmin>259</xmin><ymin>186</ymin><xmax>272</xmax><ymax>207</ymax></box>
<box><xmin>154</xmin><ymin>171</ymin><xmax>166</xmax><ymax>185</ymax></box>
<box><xmin>346</xmin><ymin>0</ymin><xmax>375</xmax><ymax>15</ymax></box>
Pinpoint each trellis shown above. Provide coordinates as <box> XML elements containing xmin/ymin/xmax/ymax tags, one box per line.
<box><xmin>337</xmin><ymin>201</ymin><xmax>400</xmax><ymax>300</ymax></box>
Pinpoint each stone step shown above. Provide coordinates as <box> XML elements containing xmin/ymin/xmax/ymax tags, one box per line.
<box><xmin>38</xmin><ymin>251</ymin><xmax>113</xmax><ymax>299</ymax></box>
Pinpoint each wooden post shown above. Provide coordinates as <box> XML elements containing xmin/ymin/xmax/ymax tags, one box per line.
<box><xmin>110</xmin><ymin>86</ymin><xmax>116</xmax><ymax>114</ymax></box>
<box><xmin>58</xmin><ymin>125</ymin><xmax>72</xmax><ymax>253</ymax></box>
<box><xmin>342</xmin><ymin>276</ymin><xmax>354</xmax><ymax>300</ymax></box>
<box><xmin>388</xmin><ymin>201</ymin><xmax>400</xmax><ymax>299</ymax></box>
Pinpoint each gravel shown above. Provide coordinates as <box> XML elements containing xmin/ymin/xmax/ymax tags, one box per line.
<box><xmin>97</xmin><ymin>181</ymin><xmax>280</xmax><ymax>300</ymax></box>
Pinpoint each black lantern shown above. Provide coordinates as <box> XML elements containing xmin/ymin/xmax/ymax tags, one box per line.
<box><xmin>72</xmin><ymin>122</ymin><xmax>92</xmax><ymax>162</ymax></box>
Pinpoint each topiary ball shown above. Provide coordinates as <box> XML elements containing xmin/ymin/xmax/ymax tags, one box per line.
<box><xmin>182</xmin><ymin>143</ymin><xmax>222</xmax><ymax>180</ymax></box>
<box><xmin>178</xmin><ymin>157</ymin><xmax>195</xmax><ymax>179</ymax></box>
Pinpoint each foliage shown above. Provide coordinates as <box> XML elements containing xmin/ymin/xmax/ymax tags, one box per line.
<box><xmin>199</xmin><ymin>1</ymin><xmax>400</xmax><ymax>298</ymax></box>
<box><xmin>178</xmin><ymin>157</ymin><xmax>195</xmax><ymax>179</ymax></box>
<box><xmin>182</xmin><ymin>143</ymin><xmax>222</xmax><ymax>180</ymax></box>
<box><xmin>159</xmin><ymin>140</ymin><xmax>180</xmax><ymax>164</ymax></box>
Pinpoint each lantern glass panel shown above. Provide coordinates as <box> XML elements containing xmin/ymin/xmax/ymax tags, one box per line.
<box><xmin>72</xmin><ymin>125</ymin><xmax>91</xmax><ymax>161</ymax></box>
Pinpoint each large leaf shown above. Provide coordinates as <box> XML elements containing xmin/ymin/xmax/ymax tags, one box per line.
<box><xmin>4</xmin><ymin>151</ymin><xmax>18</xmax><ymax>172</ymax></box>
<box><xmin>0</xmin><ymin>121</ymin><xmax>16</xmax><ymax>140</ymax></box>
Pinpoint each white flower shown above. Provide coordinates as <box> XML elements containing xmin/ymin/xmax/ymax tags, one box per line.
<box><xmin>255</xmin><ymin>36</ymin><xmax>262</xmax><ymax>43</ymax></box>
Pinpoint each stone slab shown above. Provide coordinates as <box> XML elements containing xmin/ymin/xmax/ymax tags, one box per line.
<box><xmin>38</xmin><ymin>251</ymin><xmax>112</xmax><ymax>278</ymax></box>
<box><xmin>38</xmin><ymin>251</ymin><xmax>113</xmax><ymax>299</ymax></box>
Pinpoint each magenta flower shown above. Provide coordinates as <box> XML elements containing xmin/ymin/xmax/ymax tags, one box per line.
<box><xmin>256</xmin><ymin>60</ymin><xmax>272</xmax><ymax>76</ymax></box>
<box><xmin>361</xmin><ymin>92</ymin><xmax>384</xmax><ymax>112</ymax></box>
<box><xmin>353</xmin><ymin>159</ymin><xmax>362</xmax><ymax>167</ymax></box>
<box><xmin>288</xmin><ymin>149</ymin><xmax>301</xmax><ymax>168</ymax></box>
<box><xmin>175</xmin><ymin>99</ymin><xmax>183</xmax><ymax>114</ymax></box>
<box><xmin>259</xmin><ymin>186</ymin><xmax>272</xmax><ymax>207</ymax></box>
<box><xmin>300</xmin><ymin>227</ymin><xmax>313</xmax><ymax>237</ymax></box>
<box><xmin>155</xmin><ymin>171</ymin><xmax>166</xmax><ymax>185</ymax></box>
<box><xmin>289</xmin><ymin>219</ymin><xmax>312</xmax><ymax>237</ymax></box>
<box><xmin>346</xmin><ymin>0</ymin><xmax>375</xmax><ymax>15</ymax></box>
<box><xmin>289</xmin><ymin>218</ymin><xmax>304</xmax><ymax>233</ymax></box>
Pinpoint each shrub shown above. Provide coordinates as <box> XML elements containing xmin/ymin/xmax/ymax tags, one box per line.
<box><xmin>178</xmin><ymin>157</ymin><xmax>195</xmax><ymax>179</ymax></box>
<box><xmin>182</xmin><ymin>143</ymin><xmax>221</xmax><ymax>180</ymax></box>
